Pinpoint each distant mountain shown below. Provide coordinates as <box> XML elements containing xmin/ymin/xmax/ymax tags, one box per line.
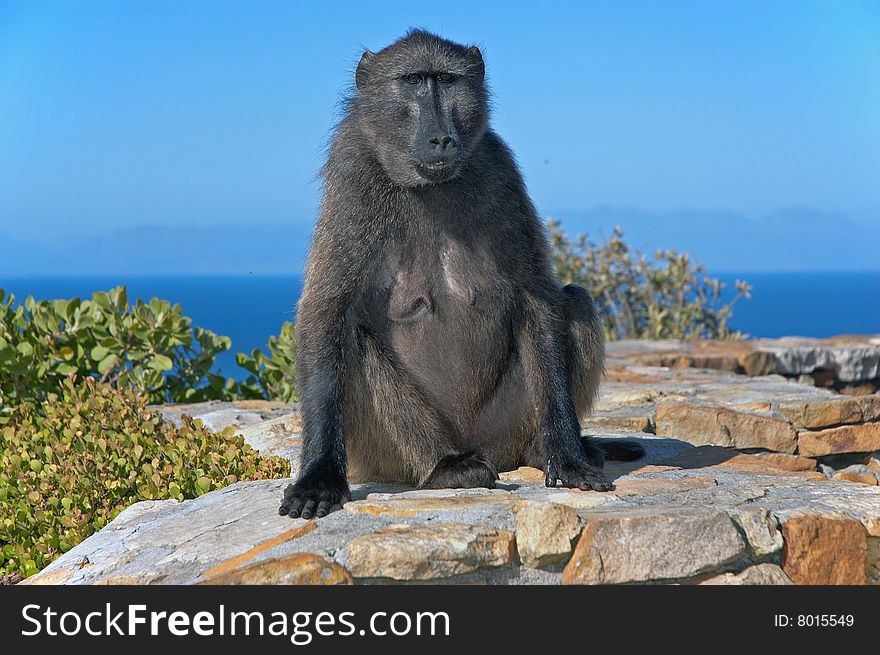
<box><xmin>547</xmin><ymin>207</ymin><xmax>880</xmax><ymax>272</ymax></box>
<box><xmin>1</xmin><ymin>223</ymin><xmax>313</xmax><ymax>276</ymax></box>
<box><xmin>2</xmin><ymin>207</ymin><xmax>877</xmax><ymax>276</ymax></box>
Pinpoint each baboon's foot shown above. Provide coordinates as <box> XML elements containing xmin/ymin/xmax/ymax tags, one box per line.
<box><xmin>544</xmin><ymin>462</ymin><xmax>613</xmax><ymax>491</ymax></box>
<box><xmin>420</xmin><ymin>451</ymin><xmax>498</xmax><ymax>489</ymax></box>
<box><xmin>544</xmin><ymin>438</ymin><xmax>613</xmax><ymax>491</ymax></box>
<box><xmin>279</xmin><ymin>474</ymin><xmax>351</xmax><ymax>519</ymax></box>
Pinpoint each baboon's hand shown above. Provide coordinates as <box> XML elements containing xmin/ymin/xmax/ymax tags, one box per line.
<box><xmin>279</xmin><ymin>475</ymin><xmax>350</xmax><ymax>519</ymax></box>
<box><xmin>544</xmin><ymin>454</ymin><xmax>613</xmax><ymax>492</ymax></box>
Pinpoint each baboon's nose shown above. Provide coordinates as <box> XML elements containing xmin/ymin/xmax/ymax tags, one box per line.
<box><xmin>428</xmin><ymin>135</ymin><xmax>456</xmax><ymax>151</ymax></box>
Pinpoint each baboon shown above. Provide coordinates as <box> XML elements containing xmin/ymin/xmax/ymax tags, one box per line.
<box><xmin>280</xmin><ymin>30</ymin><xmax>644</xmax><ymax>519</ymax></box>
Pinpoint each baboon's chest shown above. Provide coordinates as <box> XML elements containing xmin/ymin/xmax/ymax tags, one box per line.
<box><xmin>382</xmin><ymin>238</ymin><xmax>509</xmax><ymax>324</ymax></box>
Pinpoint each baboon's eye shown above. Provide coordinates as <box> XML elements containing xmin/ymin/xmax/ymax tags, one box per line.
<box><xmin>406</xmin><ymin>73</ymin><xmax>422</xmax><ymax>84</ymax></box>
<box><xmin>438</xmin><ymin>72</ymin><xmax>453</xmax><ymax>82</ymax></box>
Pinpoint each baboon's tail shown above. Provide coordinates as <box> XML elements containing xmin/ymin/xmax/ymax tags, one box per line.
<box><xmin>592</xmin><ymin>437</ymin><xmax>646</xmax><ymax>462</ymax></box>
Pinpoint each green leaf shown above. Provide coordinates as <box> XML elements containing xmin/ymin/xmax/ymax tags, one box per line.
<box><xmin>90</xmin><ymin>345</ymin><xmax>109</xmax><ymax>361</ymax></box>
<box><xmin>97</xmin><ymin>354</ymin><xmax>117</xmax><ymax>375</ymax></box>
<box><xmin>149</xmin><ymin>354</ymin><xmax>173</xmax><ymax>371</ymax></box>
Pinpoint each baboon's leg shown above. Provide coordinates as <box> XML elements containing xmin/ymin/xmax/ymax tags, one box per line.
<box><xmin>349</xmin><ymin>329</ymin><xmax>497</xmax><ymax>488</ymax></box>
<box><xmin>563</xmin><ymin>285</ymin><xmax>644</xmax><ymax>461</ymax></box>
<box><xmin>514</xmin><ymin>283</ymin><xmax>611</xmax><ymax>490</ymax></box>
<box><xmin>561</xmin><ymin>284</ymin><xmax>605</xmax><ymax>418</ymax></box>
<box><xmin>520</xmin><ymin>284</ymin><xmax>643</xmax><ymax>469</ymax></box>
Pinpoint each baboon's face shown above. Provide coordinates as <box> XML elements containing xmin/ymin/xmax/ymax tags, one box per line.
<box><xmin>355</xmin><ymin>41</ymin><xmax>489</xmax><ymax>187</ymax></box>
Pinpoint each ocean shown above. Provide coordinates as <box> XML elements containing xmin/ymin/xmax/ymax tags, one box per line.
<box><xmin>1</xmin><ymin>275</ymin><xmax>303</xmax><ymax>380</ymax></box>
<box><xmin>716</xmin><ymin>272</ymin><xmax>880</xmax><ymax>339</ymax></box>
<box><xmin>2</xmin><ymin>272</ymin><xmax>879</xmax><ymax>379</ymax></box>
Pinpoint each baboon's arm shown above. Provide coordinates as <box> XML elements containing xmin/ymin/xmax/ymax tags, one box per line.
<box><xmin>280</xmin><ymin>209</ymin><xmax>369</xmax><ymax>519</ymax></box>
<box><xmin>279</xmin><ymin>293</ymin><xmax>352</xmax><ymax>518</ymax></box>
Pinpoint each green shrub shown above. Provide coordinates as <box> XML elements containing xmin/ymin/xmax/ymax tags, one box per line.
<box><xmin>0</xmin><ymin>287</ymin><xmax>238</xmax><ymax>413</ymax></box>
<box><xmin>236</xmin><ymin>321</ymin><xmax>299</xmax><ymax>402</ymax></box>
<box><xmin>548</xmin><ymin>220</ymin><xmax>751</xmax><ymax>340</ymax></box>
<box><xmin>0</xmin><ymin>287</ymin><xmax>305</xmax><ymax>413</ymax></box>
<box><xmin>0</xmin><ymin>376</ymin><xmax>290</xmax><ymax>578</ymax></box>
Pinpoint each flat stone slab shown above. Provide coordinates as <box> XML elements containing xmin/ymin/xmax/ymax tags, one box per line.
<box><xmin>562</xmin><ymin>506</ymin><xmax>747</xmax><ymax>584</ymax></box>
<box><xmin>26</xmin><ymin>433</ymin><xmax>880</xmax><ymax>586</ymax></box>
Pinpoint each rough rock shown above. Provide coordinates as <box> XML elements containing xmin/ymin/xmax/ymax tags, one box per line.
<box><xmin>797</xmin><ymin>423</ymin><xmax>880</xmax><ymax>457</ymax></box>
<box><xmin>606</xmin><ymin>339</ymin><xmax>752</xmax><ymax>373</ymax></box>
<box><xmin>561</xmin><ymin>507</ymin><xmax>746</xmax><ymax>584</ymax></box>
<box><xmin>608</xmin><ymin>476</ymin><xmax>717</xmax><ymax>496</ymax></box>
<box><xmin>832</xmin><ymin>465</ymin><xmax>879</xmax><ymax>486</ymax></box>
<box><xmin>660</xmin><ymin>445</ymin><xmax>823</xmax><ymax>480</ymax></box>
<box><xmin>202</xmin><ymin>521</ymin><xmax>317</xmax><ymax>577</ymax></box>
<box><xmin>499</xmin><ymin>466</ymin><xmax>546</xmax><ymax>483</ymax></box>
<box><xmin>346</xmin><ymin>523</ymin><xmax>515</xmax><ymax>580</ymax></box>
<box><xmin>344</xmin><ymin>493</ymin><xmax>515</xmax><ymax>518</ymax></box>
<box><xmin>760</xmin><ymin>338</ymin><xmax>880</xmax><ymax>383</ymax></box>
<box><xmin>655</xmin><ymin>402</ymin><xmax>797</xmax><ymax>452</ymax></box>
<box><xmin>201</xmin><ymin>553</ymin><xmax>352</xmax><ymax>585</ymax></box>
<box><xmin>699</xmin><ymin>564</ymin><xmax>793</xmax><ymax>585</ymax></box>
<box><xmin>728</xmin><ymin>507</ymin><xmax>784</xmax><ymax>558</ymax></box>
<box><xmin>868</xmin><ymin>538</ymin><xmax>880</xmax><ymax>585</ymax></box>
<box><xmin>155</xmin><ymin>400</ymin><xmax>297</xmax><ymax>431</ymax></box>
<box><xmin>840</xmin><ymin>383</ymin><xmax>879</xmax><ymax>396</ymax></box>
<box><xmin>779</xmin><ymin>396</ymin><xmax>880</xmax><ymax>429</ymax></box>
<box><xmin>779</xmin><ymin>513</ymin><xmax>867</xmax><ymax>585</ymax></box>
<box><xmin>236</xmin><ymin>413</ymin><xmax>303</xmax><ymax>464</ymax></box>
<box><xmin>582</xmin><ymin>405</ymin><xmax>654</xmax><ymax>433</ymax></box>
<box><xmin>607</xmin><ymin>336</ymin><xmax>880</xmax><ymax>384</ymax></box>
<box><xmin>750</xmin><ymin>452</ymin><xmax>816</xmax><ymax>472</ymax></box>
<box><xmin>514</xmin><ymin>501</ymin><xmax>582</xmax><ymax>569</ymax></box>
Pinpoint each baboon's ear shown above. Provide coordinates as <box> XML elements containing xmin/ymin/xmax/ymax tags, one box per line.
<box><xmin>467</xmin><ymin>46</ymin><xmax>485</xmax><ymax>80</ymax></box>
<box><xmin>355</xmin><ymin>50</ymin><xmax>375</xmax><ymax>89</ymax></box>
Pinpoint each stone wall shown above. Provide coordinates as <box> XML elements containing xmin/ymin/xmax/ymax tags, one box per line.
<box><xmin>26</xmin><ymin>336</ymin><xmax>880</xmax><ymax>585</ymax></box>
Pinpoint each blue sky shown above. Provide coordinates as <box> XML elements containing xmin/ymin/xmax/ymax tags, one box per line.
<box><xmin>1</xmin><ymin>0</ymin><xmax>879</xmax><ymax>272</ymax></box>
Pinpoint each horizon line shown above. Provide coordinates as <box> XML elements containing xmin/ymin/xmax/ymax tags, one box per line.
<box><xmin>4</xmin><ymin>269</ymin><xmax>880</xmax><ymax>281</ymax></box>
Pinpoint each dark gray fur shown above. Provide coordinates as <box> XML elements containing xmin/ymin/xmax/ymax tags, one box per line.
<box><xmin>279</xmin><ymin>30</ymin><xmax>643</xmax><ymax>520</ymax></box>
